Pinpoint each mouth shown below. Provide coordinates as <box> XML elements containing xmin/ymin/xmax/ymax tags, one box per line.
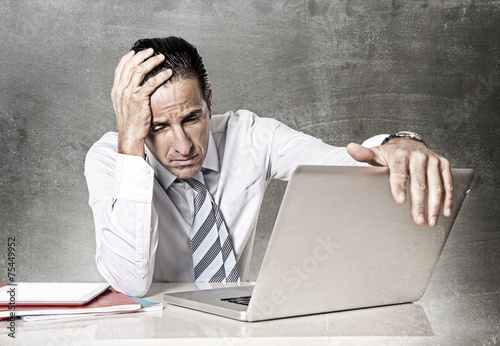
<box><xmin>171</xmin><ymin>154</ymin><xmax>199</xmax><ymax>167</ymax></box>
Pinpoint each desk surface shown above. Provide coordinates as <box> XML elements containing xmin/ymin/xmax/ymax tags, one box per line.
<box><xmin>1</xmin><ymin>278</ymin><xmax>498</xmax><ymax>346</ymax></box>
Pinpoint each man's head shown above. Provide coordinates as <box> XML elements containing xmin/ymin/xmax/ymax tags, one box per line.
<box><xmin>132</xmin><ymin>37</ymin><xmax>212</xmax><ymax>106</ymax></box>
<box><xmin>132</xmin><ymin>37</ymin><xmax>213</xmax><ymax>179</ymax></box>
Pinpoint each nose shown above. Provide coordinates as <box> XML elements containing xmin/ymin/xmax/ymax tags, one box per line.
<box><xmin>171</xmin><ymin>126</ymin><xmax>192</xmax><ymax>156</ymax></box>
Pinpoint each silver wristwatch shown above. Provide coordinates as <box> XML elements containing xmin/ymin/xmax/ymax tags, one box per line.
<box><xmin>381</xmin><ymin>131</ymin><xmax>426</xmax><ymax>146</ymax></box>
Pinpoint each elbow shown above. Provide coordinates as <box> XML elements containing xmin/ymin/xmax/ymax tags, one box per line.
<box><xmin>115</xmin><ymin>281</ymin><xmax>151</xmax><ymax>298</ymax></box>
<box><xmin>96</xmin><ymin>255</ymin><xmax>153</xmax><ymax>297</ymax></box>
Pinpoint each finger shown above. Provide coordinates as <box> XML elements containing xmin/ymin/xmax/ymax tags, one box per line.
<box><xmin>426</xmin><ymin>157</ymin><xmax>444</xmax><ymax>227</ymax></box>
<box><xmin>135</xmin><ymin>68</ymin><xmax>173</xmax><ymax>97</ymax></box>
<box><xmin>440</xmin><ymin>158</ymin><xmax>453</xmax><ymax>217</ymax></box>
<box><xmin>113</xmin><ymin>50</ymin><xmax>136</xmax><ymax>90</ymax></box>
<box><xmin>128</xmin><ymin>53</ymin><xmax>166</xmax><ymax>88</ymax></box>
<box><xmin>387</xmin><ymin>153</ymin><xmax>409</xmax><ymax>205</ymax></box>
<box><xmin>408</xmin><ymin>152</ymin><xmax>428</xmax><ymax>226</ymax></box>
<box><xmin>112</xmin><ymin>51</ymin><xmax>136</xmax><ymax>111</ymax></box>
<box><xmin>117</xmin><ymin>48</ymin><xmax>155</xmax><ymax>90</ymax></box>
<box><xmin>346</xmin><ymin>143</ymin><xmax>384</xmax><ymax>166</ymax></box>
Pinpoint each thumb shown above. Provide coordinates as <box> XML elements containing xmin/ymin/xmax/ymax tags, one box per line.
<box><xmin>346</xmin><ymin>143</ymin><xmax>383</xmax><ymax>166</ymax></box>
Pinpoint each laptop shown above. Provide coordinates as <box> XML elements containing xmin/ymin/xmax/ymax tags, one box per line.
<box><xmin>164</xmin><ymin>166</ymin><xmax>474</xmax><ymax>322</ymax></box>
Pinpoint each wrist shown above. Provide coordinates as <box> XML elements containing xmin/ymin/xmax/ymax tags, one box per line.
<box><xmin>382</xmin><ymin>131</ymin><xmax>426</xmax><ymax>146</ymax></box>
<box><xmin>118</xmin><ymin>134</ymin><xmax>146</xmax><ymax>158</ymax></box>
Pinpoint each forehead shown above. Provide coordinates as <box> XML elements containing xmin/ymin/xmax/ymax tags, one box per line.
<box><xmin>150</xmin><ymin>78</ymin><xmax>205</xmax><ymax>117</ymax></box>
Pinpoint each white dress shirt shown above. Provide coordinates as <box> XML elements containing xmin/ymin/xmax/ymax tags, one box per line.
<box><xmin>85</xmin><ymin>110</ymin><xmax>386</xmax><ymax>296</ymax></box>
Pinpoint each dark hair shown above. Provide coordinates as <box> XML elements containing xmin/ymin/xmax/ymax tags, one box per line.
<box><xmin>131</xmin><ymin>36</ymin><xmax>211</xmax><ymax>104</ymax></box>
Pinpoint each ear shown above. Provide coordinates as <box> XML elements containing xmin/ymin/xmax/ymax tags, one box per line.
<box><xmin>208</xmin><ymin>89</ymin><xmax>213</xmax><ymax>109</ymax></box>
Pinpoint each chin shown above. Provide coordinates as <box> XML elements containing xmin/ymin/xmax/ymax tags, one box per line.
<box><xmin>172</xmin><ymin>166</ymin><xmax>202</xmax><ymax>180</ymax></box>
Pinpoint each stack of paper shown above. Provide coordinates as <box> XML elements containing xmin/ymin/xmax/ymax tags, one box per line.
<box><xmin>0</xmin><ymin>283</ymin><xmax>162</xmax><ymax>322</ymax></box>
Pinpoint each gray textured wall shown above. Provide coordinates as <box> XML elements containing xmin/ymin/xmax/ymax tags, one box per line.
<box><xmin>0</xmin><ymin>1</ymin><xmax>499</xmax><ymax>285</ymax></box>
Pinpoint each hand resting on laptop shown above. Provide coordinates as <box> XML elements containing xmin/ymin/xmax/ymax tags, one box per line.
<box><xmin>347</xmin><ymin>138</ymin><xmax>452</xmax><ymax>228</ymax></box>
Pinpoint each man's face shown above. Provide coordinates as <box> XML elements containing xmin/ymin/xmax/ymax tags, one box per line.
<box><xmin>146</xmin><ymin>78</ymin><xmax>211</xmax><ymax>179</ymax></box>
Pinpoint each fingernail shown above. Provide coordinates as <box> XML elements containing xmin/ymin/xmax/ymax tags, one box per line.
<box><xmin>429</xmin><ymin>217</ymin><xmax>437</xmax><ymax>227</ymax></box>
<box><xmin>417</xmin><ymin>214</ymin><xmax>425</xmax><ymax>225</ymax></box>
<box><xmin>444</xmin><ymin>207</ymin><xmax>451</xmax><ymax>216</ymax></box>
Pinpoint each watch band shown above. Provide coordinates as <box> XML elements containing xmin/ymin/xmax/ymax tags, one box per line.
<box><xmin>381</xmin><ymin>131</ymin><xmax>426</xmax><ymax>146</ymax></box>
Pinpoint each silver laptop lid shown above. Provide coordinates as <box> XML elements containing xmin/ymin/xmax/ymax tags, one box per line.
<box><xmin>246</xmin><ymin>166</ymin><xmax>474</xmax><ymax>321</ymax></box>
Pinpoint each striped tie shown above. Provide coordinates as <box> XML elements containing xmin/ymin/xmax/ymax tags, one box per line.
<box><xmin>185</xmin><ymin>174</ymin><xmax>240</xmax><ymax>283</ymax></box>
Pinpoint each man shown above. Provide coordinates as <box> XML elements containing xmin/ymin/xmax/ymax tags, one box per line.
<box><xmin>85</xmin><ymin>37</ymin><xmax>453</xmax><ymax>297</ymax></box>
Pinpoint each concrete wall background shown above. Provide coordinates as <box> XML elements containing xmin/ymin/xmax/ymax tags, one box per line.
<box><xmin>0</xmin><ymin>1</ymin><xmax>498</xmax><ymax>284</ymax></box>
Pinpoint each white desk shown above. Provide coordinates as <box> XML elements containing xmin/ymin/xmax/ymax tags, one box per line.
<box><xmin>2</xmin><ymin>279</ymin><xmax>498</xmax><ymax>345</ymax></box>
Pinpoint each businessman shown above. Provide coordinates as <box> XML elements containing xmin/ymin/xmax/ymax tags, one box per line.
<box><xmin>85</xmin><ymin>37</ymin><xmax>453</xmax><ymax>296</ymax></box>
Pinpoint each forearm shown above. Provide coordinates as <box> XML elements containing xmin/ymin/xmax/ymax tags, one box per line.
<box><xmin>266</xmin><ymin>117</ymin><xmax>388</xmax><ymax>180</ymax></box>
<box><xmin>93</xmin><ymin>199</ymin><xmax>158</xmax><ymax>297</ymax></box>
<box><xmin>85</xmin><ymin>140</ymin><xmax>157</xmax><ymax>296</ymax></box>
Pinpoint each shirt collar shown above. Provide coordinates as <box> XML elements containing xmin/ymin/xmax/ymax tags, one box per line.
<box><xmin>146</xmin><ymin>131</ymin><xmax>219</xmax><ymax>190</ymax></box>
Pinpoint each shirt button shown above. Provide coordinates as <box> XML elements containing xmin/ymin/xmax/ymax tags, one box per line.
<box><xmin>142</xmin><ymin>167</ymin><xmax>151</xmax><ymax>175</ymax></box>
<box><xmin>141</xmin><ymin>184</ymin><xmax>150</xmax><ymax>191</ymax></box>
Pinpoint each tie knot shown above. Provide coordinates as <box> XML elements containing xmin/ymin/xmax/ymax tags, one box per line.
<box><xmin>184</xmin><ymin>178</ymin><xmax>206</xmax><ymax>193</ymax></box>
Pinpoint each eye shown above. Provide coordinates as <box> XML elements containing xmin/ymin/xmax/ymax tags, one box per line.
<box><xmin>185</xmin><ymin>115</ymin><xmax>199</xmax><ymax>123</ymax></box>
<box><xmin>151</xmin><ymin>124</ymin><xmax>167</xmax><ymax>133</ymax></box>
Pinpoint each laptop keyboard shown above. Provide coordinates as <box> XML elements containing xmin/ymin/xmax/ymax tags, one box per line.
<box><xmin>221</xmin><ymin>295</ymin><xmax>251</xmax><ymax>306</ymax></box>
